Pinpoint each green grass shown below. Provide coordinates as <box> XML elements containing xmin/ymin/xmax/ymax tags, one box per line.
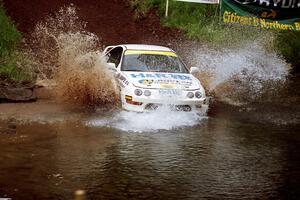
<box><xmin>130</xmin><ymin>1</ymin><xmax>265</xmax><ymax>48</ymax></box>
<box><xmin>275</xmin><ymin>31</ymin><xmax>300</xmax><ymax>69</ymax></box>
<box><xmin>0</xmin><ymin>52</ymin><xmax>36</xmax><ymax>83</ymax></box>
<box><xmin>0</xmin><ymin>1</ymin><xmax>21</xmax><ymax>56</ymax></box>
<box><xmin>0</xmin><ymin>1</ymin><xmax>35</xmax><ymax>83</ymax></box>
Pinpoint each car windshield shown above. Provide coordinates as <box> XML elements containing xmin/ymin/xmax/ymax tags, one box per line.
<box><xmin>121</xmin><ymin>50</ymin><xmax>189</xmax><ymax>73</ymax></box>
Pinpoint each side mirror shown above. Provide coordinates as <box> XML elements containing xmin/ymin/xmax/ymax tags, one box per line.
<box><xmin>107</xmin><ymin>62</ymin><xmax>116</xmax><ymax>68</ymax></box>
<box><xmin>107</xmin><ymin>63</ymin><xmax>117</xmax><ymax>72</ymax></box>
<box><xmin>190</xmin><ymin>67</ymin><xmax>200</xmax><ymax>74</ymax></box>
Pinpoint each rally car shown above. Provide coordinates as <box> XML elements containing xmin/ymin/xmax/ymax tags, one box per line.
<box><xmin>104</xmin><ymin>44</ymin><xmax>207</xmax><ymax>112</ymax></box>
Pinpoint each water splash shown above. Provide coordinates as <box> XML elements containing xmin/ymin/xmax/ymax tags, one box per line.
<box><xmin>27</xmin><ymin>4</ymin><xmax>207</xmax><ymax>130</ymax></box>
<box><xmin>31</xmin><ymin>4</ymin><xmax>119</xmax><ymax>107</ymax></box>
<box><xmin>87</xmin><ymin>106</ymin><xmax>207</xmax><ymax>132</ymax></box>
<box><xmin>189</xmin><ymin>40</ymin><xmax>290</xmax><ymax>105</ymax></box>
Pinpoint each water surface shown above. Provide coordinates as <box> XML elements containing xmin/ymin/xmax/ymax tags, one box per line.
<box><xmin>0</xmin><ymin>99</ymin><xmax>299</xmax><ymax>200</ymax></box>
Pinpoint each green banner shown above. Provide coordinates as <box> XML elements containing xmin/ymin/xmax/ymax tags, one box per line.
<box><xmin>221</xmin><ymin>0</ymin><xmax>300</xmax><ymax>31</ymax></box>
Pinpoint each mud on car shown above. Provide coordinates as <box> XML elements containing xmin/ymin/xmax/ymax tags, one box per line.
<box><xmin>104</xmin><ymin>44</ymin><xmax>207</xmax><ymax>112</ymax></box>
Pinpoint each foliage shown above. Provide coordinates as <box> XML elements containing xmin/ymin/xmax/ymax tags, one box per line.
<box><xmin>275</xmin><ymin>31</ymin><xmax>300</xmax><ymax>69</ymax></box>
<box><xmin>130</xmin><ymin>0</ymin><xmax>162</xmax><ymax>18</ymax></box>
<box><xmin>0</xmin><ymin>1</ymin><xmax>21</xmax><ymax>56</ymax></box>
<box><xmin>0</xmin><ymin>51</ymin><xmax>36</xmax><ymax>83</ymax></box>
<box><xmin>0</xmin><ymin>1</ymin><xmax>35</xmax><ymax>83</ymax></box>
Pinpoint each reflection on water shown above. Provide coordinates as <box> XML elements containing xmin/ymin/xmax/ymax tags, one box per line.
<box><xmin>0</xmin><ymin>113</ymin><xmax>299</xmax><ymax>199</ymax></box>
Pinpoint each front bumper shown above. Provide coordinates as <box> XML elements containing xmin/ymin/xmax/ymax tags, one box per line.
<box><xmin>121</xmin><ymin>93</ymin><xmax>208</xmax><ymax>112</ymax></box>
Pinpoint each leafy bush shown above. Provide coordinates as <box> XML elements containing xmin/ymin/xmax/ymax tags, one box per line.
<box><xmin>0</xmin><ymin>1</ymin><xmax>21</xmax><ymax>56</ymax></box>
<box><xmin>130</xmin><ymin>0</ymin><xmax>162</xmax><ymax>17</ymax></box>
<box><xmin>0</xmin><ymin>52</ymin><xmax>36</xmax><ymax>83</ymax></box>
<box><xmin>0</xmin><ymin>1</ymin><xmax>35</xmax><ymax>83</ymax></box>
<box><xmin>275</xmin><ymin>31</ymin><xmax>300</xmax><ymax>70</ymax></box>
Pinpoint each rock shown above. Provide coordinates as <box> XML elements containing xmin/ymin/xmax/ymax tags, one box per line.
<box><xmin>7</xmin><ymin>118</ymin><xmax>17</xmax><ymax>130</ymax></box>
<box><xmin>0</xmin><ymin>85</ymin><xmax>37</xmax><ymax>102</ymax></box>
<box><xmin>0</xmin><ymin>127</ymin><xmax>17</xmax><ymax>135</ymax></box>
<box><xmin>35</xmin><ymin>79</ymin><xmax>56</xmax><ymax>99</ymax></box>
<box><xmin>35</xmin><ymin>79</ymin><xmax>57</xmax><ymax>88</ymax></box>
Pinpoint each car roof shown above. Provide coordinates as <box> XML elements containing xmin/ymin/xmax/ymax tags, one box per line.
<box><xmin>119</xmin><ymin>44</ymin><xmax>174</xmax><ymax>52</ymax></box>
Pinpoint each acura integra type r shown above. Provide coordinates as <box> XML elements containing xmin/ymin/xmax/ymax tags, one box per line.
<box><xmin>104</xmin><ymin>44</ymin><xmax>207</xmax><ymax>112</ymax></box>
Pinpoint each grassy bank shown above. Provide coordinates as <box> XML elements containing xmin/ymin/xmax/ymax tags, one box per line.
<box><xmin>131</xmin><ymin>0</ymin><xmax>264</xmax><ymax>47</ymax></box>
<box><xmin>130</xmin><ymin>0</ymin><xmax>300</xmax><ymax>69</ymax></box>
<box><xmin>275</xmin><ymin>31</ymin><xmax>300</xmax><ymax>71</ymax></box>
<box><xmin>0</xmin><ymin>1</ymin><xmax>35</xmax><ymax>83</ymax></box>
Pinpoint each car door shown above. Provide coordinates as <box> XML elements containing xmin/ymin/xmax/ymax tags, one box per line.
<box><xmin>105</xmin><ymin>46</ymin><xmax>124</xmax><ymax>69</ymax></box>
<box><xmin>104</xmin><ymin>46</ymin><xmax>128</xmax><ymax>89</ymax></box>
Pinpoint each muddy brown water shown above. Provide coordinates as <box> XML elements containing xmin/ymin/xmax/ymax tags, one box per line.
<box><xmin>0</xmin><ymin>77</ymin><xmax>299</xmax><ymax>200</ymax></box>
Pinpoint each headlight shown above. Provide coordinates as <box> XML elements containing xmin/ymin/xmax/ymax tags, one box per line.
<box><xmin>144</xmin><ymin>90</ymin><xmax>151</xmax><ymax>96</ymax></box>
<box><xmin>187</xmin><ymin>92</ymin><xmax>194</xmax><ymax>98</ymax></box>
<box><xmin>195</xmin><ymin>91</ymin><xmax>202</xmax><ymax>98</ymax></box>
<box><xmin>134</xmin><ymin>89</ymin><xmax>143</xmax><ymax>96</ymax></box>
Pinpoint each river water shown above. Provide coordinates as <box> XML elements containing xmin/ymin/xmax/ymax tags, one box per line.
<box><xmin>0</xmin><ymin>75</ymin><xmax>299</xmax><ymax>200</ymax></box>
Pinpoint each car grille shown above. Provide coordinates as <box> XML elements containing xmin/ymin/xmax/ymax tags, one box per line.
<box><xmin>145</xmin><ymin>104</ymin><xmax>192</xmax><ymax>112</ymax></box>
<box><xmin>171</xmin><ymin>105</ymin><xmax>192</xmax><ymax>112</ymax></box>
<box><xmin>145</xmin><ymin>103</ymin><xmax>161</xmax><ymax>111</ymax></box>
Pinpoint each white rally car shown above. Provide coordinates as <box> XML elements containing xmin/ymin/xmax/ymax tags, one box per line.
<box><xmin>104</xmin><ymin>44</ymin><xmax>207</xmax><ymax>112</ymax></box>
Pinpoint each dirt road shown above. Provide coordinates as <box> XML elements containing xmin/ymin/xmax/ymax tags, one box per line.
<box><xmin>3</xmin><ymin>0</ymin><xmax>182</xmax><ymax>46</ymax></box>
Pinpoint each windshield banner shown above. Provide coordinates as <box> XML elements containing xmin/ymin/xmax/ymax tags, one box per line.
<box><xmin>175</xmin><ymin>0</ymin><xmax>219</xmax><ymax>4</ymax></box>
<box><xmin>221</xmin><ymin>0</ymin><xmax>300</xmax><ymax>31</ymax></box>
<box><xmin>124</xmin><ymin>50</ymin><xmax>177</xmax><ymax>57</ymax></box>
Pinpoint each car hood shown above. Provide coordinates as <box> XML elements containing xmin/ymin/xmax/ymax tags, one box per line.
<box><xmin>122</xmin><ymin>71</ymin><xmax>201</xmax><ymax>90</ymax></box>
